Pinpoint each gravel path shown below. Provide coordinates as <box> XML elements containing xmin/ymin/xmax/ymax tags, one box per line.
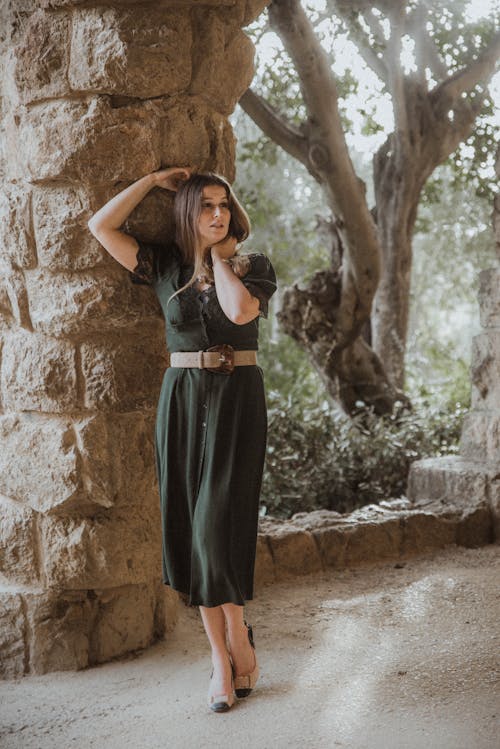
<box><xmin>1</xmin><ymin>544</ymin><xmax>499</xmax><ymax>749</ymax></box>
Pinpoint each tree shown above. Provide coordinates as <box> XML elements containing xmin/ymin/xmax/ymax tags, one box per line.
<box><xmin>240</xmin><ymin>0</ymin><xmax>500</xmax><ymax>415</ymax></box>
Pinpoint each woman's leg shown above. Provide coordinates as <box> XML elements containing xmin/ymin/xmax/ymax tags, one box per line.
<box><xmin>199</xmin><ymin>605</ymin><xmax>233</xmax><ymax>698</ymax></box>
<box><xmin>221</xmin><ymin>603</ymin><xmax>256</xmax><ymax>676</ymax></box>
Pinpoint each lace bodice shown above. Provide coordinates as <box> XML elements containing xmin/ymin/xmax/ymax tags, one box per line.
<box><xmin>128</xmin><ymin>237</ymin><xmax>278</xmax><ymax>353</ymax></box>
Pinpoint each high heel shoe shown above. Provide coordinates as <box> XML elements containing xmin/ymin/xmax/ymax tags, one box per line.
<box><xmin>207</xmin><ymin>665</ymin><xmax>235</xmax><ymax>713</ymax></box>
<box><xmin>233</xmin><ymin>621</ymin><xmax>259</xmax><ymax>699</ymax></box>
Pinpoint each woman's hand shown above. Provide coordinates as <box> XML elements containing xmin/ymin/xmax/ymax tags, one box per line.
<box><xmin>211</xmin><ymin>235</ymin><xmax>238</xmax><ymax>262</ymax></box>
<box><xmin>152</xmin><ymin>166</ymin><xmax>192</xmax><ymax>191</ymax></box>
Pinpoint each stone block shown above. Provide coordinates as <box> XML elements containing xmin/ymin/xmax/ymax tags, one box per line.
<box><xmin>80</xmin><ymin>323</ymin><xmax>166</xmax><ymax>411</ymax></box>
<box><xmin>25</xmin><ymin>267</ymin><xmax>161</xmax><ymax>337</ymax></box>
<box><xmin>190</xmin><ymin>13</ymin><xmax>254</xmax><ymax>114</ymax></box>
<box><xmin>32</xmin><ymin>186</ymin><xmax>109</xmax><ymax>271</ymax></box>
<box><xmin>478</xmin><ymin>267</ymin><xmax>500</xmax><ymax>328</ymax></box>
<box><xmin>455</xmin><ymin>506</ymin><xmax>494</xmax><ymax>547</ymax></box>
<box><xmin>0</xmin><ymin>592</ymin><xmax>26</xmax><ymax>679</ymax></box>
<box><xmin>24</xmin><ymin>588</ymin><xmax>91</xmax><ymax>674</ymax></box>
<box><xmin>268</xmin><ymin>526</ymin><xmax>322</xmax><ymax>580</ymax></box>
<box><xmin>407</xmin><ymin>456</ymin><xmax>488</xmax><ymax>509</ymax></box>
<box><xmin>159</xmin><ymin>99</ymin><xmax>236</xmax><ymax>180</ymax></box>
<box><xmin>6</xmin><ymin>97</ymin><xmax>162</xmax><ymax>182</ymax></box>
<box><xmin>460</xmin><ymin>410</ymin><xmax>500</xmax><ymax>463</ymax></box>
<box><xmin>254</xmin><ymin>534</ymin><xmax>275</xmax><ymax>587</ymax></box>
<box><xmin>0</xmin><ymin>183</ymin><xmax>36</xmax><ymax>269</ymax></box>
<box><xmin>89</xmin><ymin>582</ymin><xmax>157</xmax><ymax>663</ymax></box>
<box><xmin>0</xmin><ymin>496</ymin><xmax>41</xmax><ymax>587</ymax></box>
<box><xmin>0</xmin><ymin>413</ymin><xmax>115</xmax><ymax>515</ymax></box>
<box><xmin>1</xmin><ymin>330</ymin><xmax>78</xmax><ymax>412</ymax></box>
<box><xmin>343</xmin><ymin>518</ymin><xmax>401</xmax><ymax>566</ymax></box>
<box><xmin>72</xmin><ymin>414</ymin><xmax>116</xmax><ymax>513</ymax></box>
<box><xmin>313</xmin><ymin>525</ymin><xmax>347</xmax><ymax>568</ymax></box>
<box><xmin>400</xmin><ymin>511</ymin><xmax>458</xmax><ymax>556</ymax></box>
<box><xmin>0</xmin><ymin>266</ymin><xmax>31</xmax><ymax>329</ymax></box>
<box><xmin>107</xmin><ymin>412</ymin><xmax>158</xmax><ymax>510</ymax></box>
<box><xmin>120</xmin><ymin>186</ymin><xmax>176</xmax><ymax>245</ymax></box>
<box><xmin>471</xmin><ymin>331</ymin><xmax>500</xmax><ymax>409</ymax></box>
<box><xmin>6</xmin><ymin>93</ymin><xmax>237</xmax><ymax>184</ymax></box>
<box><xmin>39</xmin><ymin>509</ymin><xmax>161</xmax><ymax>590</ymax></box>
<box><xmin>0</xmin><ymin>413</ymin><xmax>79</xmax><ymax>512</ymax></box>
<box><xmin>69</xmin><ymin>8</ymin><xmax>191</xmax><ymax>99</ymax></box>
<box><xmin>7</xmin><ymin>9</ymin><xmax>71</xmax><ymax>104</ymax></box>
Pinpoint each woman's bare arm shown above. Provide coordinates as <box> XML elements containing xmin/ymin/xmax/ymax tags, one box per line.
<box><xmin>211</xmin><ymin>241</ymin><xmax>260</xmax><ymax>325</ymax></box>
<box><xmin>87</xmin><ymin>167</ymin><xmax>191</xmax><ymax>271</ymax></box>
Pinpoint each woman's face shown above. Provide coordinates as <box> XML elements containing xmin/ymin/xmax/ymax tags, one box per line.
<box><xmin>197</xmin><ymin>185</ymin><xmax>231</xmax><ymax>250</ymax></box>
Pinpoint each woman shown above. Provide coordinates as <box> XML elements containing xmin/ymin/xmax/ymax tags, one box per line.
<box><xmin>87</xmin><ymin>167</ymin><xmax>277</xmax><ymax>712</ymax></box>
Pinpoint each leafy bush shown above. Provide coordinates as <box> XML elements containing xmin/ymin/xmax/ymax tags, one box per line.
<box><xmin>260</xmin><ymin>391</ymin><xmax>468</xmax><ymax>519</ymax></box>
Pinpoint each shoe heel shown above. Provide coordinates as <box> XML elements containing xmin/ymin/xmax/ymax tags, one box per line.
<box><xmin>234</xmin><ymin>622</ymin><xmax>259</xmax><ymax>698</ymax></box>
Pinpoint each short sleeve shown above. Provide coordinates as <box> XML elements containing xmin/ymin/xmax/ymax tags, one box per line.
<box><xmin>240</xmin><ymin>253</ymin><xmax>277</xmax><ymax>319</ymax></box>
<box><xmin>128</xmin><ymin>237</ymin><xmax>180</xmax><ymax>286</ymax></box>
<box><xmin>128</xmin><ymin>238</ymin><xmax>159</xmax><ymax>286</ymax></box>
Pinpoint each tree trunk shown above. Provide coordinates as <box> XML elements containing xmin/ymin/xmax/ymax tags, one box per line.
<box><xmin>276</xmin><ymin>217</ymin><xmax>408</xmax><ymax>414</ymax></box>
<box><xmin>372</xmin><ymin>135</ymin><xmax>423</xmax><ymax>390</ymax></box>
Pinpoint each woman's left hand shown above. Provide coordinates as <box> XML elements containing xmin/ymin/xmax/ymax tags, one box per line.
<box><xmin>210</xmin><ymin>236</ymin><xmax>238</xmax><ymax>261</ymax></box>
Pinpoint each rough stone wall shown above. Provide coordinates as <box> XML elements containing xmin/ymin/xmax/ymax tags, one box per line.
<box><xmin>0</xmin><ymin>0</ymin><xmax>269</xmax><ymax>678</ymax></box>
<box><xmin>407</xmin><ymin>148</ymin><xmax>500</xmax><ymax>537</ymax></box>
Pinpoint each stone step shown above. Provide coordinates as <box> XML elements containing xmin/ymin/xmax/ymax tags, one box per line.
<box><xmin>406</xmin><ymin>455</ymin><xmax>495</xmax><ymax>509</ymax></box>
<box><xmin>254</xmin><ymin>494</ymin><xmax>495</xmax><ymax>589</ymax></box>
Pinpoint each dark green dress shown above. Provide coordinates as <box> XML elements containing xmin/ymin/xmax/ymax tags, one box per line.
<box><xmin>130</xmin><ymin>239</ymin><xmax>277</xmax><ymax>607</ymax></box>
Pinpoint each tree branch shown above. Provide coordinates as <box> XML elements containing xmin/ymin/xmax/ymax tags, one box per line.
<box><xmin>363</xmin><ymin>8</ymin><xmax>388</xmax><ymax>50</ymax></box>
<box><xmin>340</xmin><ymin>12</ymin><xmax>389</xmax><ymax>85</ymax></box>
<box><xmin>267</xmin><ymin>0</ymin><xmax>381</xmax><ymax>306</ymax></box>
<box><xmin>405</xmin><ymin>3</ymin><xmax>447</xmax><ymax>83</ymax></box>
<box><xmin>431</xmin><ymin>30</ymin><xmax>500</xmax><ymax>108</ymax></box>
<box><xmin>239</xmin><ymin>88</ymin><xmax>310</xmax><ymax>167</ymax></box>
<box><xmin>385</xmin><ymin>5</ymin><xmax>409</xmax><ymax>151</ymax></box>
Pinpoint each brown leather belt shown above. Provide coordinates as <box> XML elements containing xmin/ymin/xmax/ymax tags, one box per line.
<box><xmin>168</xmin><ymin>344</ymin><xmax>256</xmax><ymax>374</ymax></box>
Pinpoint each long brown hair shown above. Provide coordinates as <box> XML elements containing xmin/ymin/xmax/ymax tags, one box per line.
<box><xmin>167</xmin><ymin>172</ymin><xmax>251</xmax><ymax>305</ymax></box>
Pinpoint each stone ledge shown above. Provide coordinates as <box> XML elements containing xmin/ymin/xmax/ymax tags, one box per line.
<box><xmin>254</xmin><ymin>493</ymin><xmax>495</xmax><ymax>589</ymax></box>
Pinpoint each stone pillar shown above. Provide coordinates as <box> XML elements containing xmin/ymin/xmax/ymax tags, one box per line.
<box><xmin>407</xmin><ymin>149</ymin><xmax>500</xmax><ymax>541</ymax></box>
<box><xmin>0</xmin><ymin>0</ymin><xmax>269</xmax><ymax>678</ymax></box>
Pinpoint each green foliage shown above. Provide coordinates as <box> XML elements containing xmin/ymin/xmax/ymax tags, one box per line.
<box><xmin>248</xmin><ymin>1</ymin><xmax>500</xmax><ymax>201</ymax></box>
<box><xmin>261</xmin><ymin>392</ymin><xmax>468</xmax><ymax>519</ymax></box>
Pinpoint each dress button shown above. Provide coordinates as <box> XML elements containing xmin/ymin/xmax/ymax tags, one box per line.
<box><xmin>202</xmin><ymin>421</ymin><xmax>206</xmax><ymax>428</ymax></box>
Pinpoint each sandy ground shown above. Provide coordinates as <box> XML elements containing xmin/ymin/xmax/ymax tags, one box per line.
<box><xmin>1</xmin><ymin>544</ymin><xmax>499</xmax><ymax>749</ymax></box>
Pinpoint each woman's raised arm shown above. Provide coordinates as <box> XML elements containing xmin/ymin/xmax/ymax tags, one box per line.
<box><xmin>87</xmin><ymin>167</ymin><xmax>191</xmax><ymax>271</ymax></box>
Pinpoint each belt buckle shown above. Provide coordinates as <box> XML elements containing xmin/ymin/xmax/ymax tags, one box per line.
<box><xmin>206</xmin><ymin>344</ymin><xmax>235</xmax><ymax>374</ymax></box>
